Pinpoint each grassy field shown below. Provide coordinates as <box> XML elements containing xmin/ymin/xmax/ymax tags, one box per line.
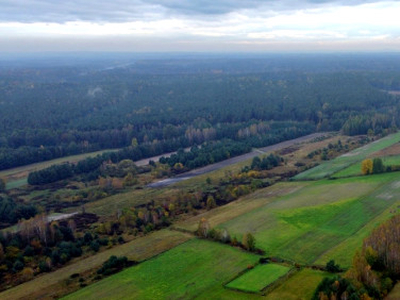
<box><xmin>0</xmin><ymin>230</ymin><xmax>192</xmax><ymax>300</ymax></box>
<box><xmin>333</xmin><ymin>154</ymin><xmax>400</xmax><ymax>178</ymax></box>
<box><xmin>63</xmin><ymin>239</ymin><xmax>260</xmax><ymax>300</ymax></box>
<box><xmin>266</xmin><ymin>268</ymin><xmax>334</xmax><ymax>300</ymax></box>
<box><xmin>226</xmin><ymin>264</ymin><xmax>291</xmax><ymax>293</ymax></box>
<box><xmin>1</xmin><ymin>148</ymin><xmax>120</xmax><ymax>190</ymax></box>
<box><xmin>173</xmin><ymin>181</ymin><xmax>310</xmax><ymax>233</ymax></box>
<box><xmin>293</xmin><ymin>131</ymin><xmax>400</xmax><ymax>180</ymax></box>
<box><xmin>218</xmin><ymin>173</ymin><xmax>400</xmax><ymax>265</ymax></box>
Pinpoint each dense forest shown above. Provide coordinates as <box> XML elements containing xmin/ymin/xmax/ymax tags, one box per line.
<box><xmin>1</xmin><ymin>53</ymin><xmax>400</xmax><ymax>170</ymax></box>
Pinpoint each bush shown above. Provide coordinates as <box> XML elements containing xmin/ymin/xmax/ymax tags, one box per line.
<box><xmin>326</xmin><ymin>259</ymin><xmax>341</xmax><ymax>273</ymax></box>
<box><xmin>97</xmin><ymin>255</ymin><xmax>130</xmax><ymax>275</ymax></box>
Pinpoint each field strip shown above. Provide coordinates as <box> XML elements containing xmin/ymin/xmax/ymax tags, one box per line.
<box><xmin>0</xmin><ymin>230</ymin><xmax>192</xmax><ymax>300</ymax></box>
<box><xmin>313</xmin><ymin>197</ymin><xmax>400</xmax><ymax>267</ymax></box>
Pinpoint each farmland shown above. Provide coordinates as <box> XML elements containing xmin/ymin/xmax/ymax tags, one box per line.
<box><xmin>332</xmin><ymin>154</ymin><xmax>400</xmax><ymax>178</ymax></box>
<box><xmin>293</xmin><ymin>131</ymin><xmax>400</xmax><ymax>180</ymax></box>
<box><xmin>61</xmin><ymin>132</ymin><xmax>400</xmax><ymax>299</ymax></box>
<box><xmin>0</xmin><ymin>230</ymin><xmax>192</xmax><ymax>300</ymax></box>
<box><xmin>63</xmin><ymin>239</ymin><xmax>260</xmax><ymax>300</ymax></box>
<box><xmin>218</xmin><ymin>173</ymin><xmax>400</xmax><ymax>266</ymax></box>
<box><xmin>226</xmin><ymin>263</ymin><xmax>292</xmax><ymax>293</ymax></box>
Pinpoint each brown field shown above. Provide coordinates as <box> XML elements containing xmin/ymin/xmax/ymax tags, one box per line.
<box><xmin>370</xmin><ymin>142</ymin><xmax>400</xmax><ymax>157</ymax></box>
<box><xmin>0</xmin><ymin>230</ymin><xmax>192</xmax><ymax>300</ymax></box>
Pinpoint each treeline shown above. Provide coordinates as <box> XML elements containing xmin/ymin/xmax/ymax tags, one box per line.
<box><xmin>0</xmin><ymin>195</ymin><xmax>37</xmax><ymax>228</ymax></box>
<box><xmin>0</xmin><ymin>214</ymin><xmax>122</xmax><ymax>286</ymax></box>
<box><xmin>28</xmin><ymin>124</ymin><xmax>310</xmax><ymax>185</ymax></box>
<box><xmin>159</xmin><ymin>140</ymin><xmax>251</xmax><ymax>170</ymax></box>
<box><xmin>313</xmin><ymin>214</ymin><xmax>400</xmax><ymax>299</ymax></box>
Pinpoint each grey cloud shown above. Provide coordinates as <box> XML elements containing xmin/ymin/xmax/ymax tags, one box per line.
<box><xmin>0</xmin><ymin>0</ymin><xmax>389</xmax><ymax>23</ymax></box>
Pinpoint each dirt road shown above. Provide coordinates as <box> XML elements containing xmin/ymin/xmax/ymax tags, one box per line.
<box><xmin>147</xmin><ymin>132</ymin><xmax>328</xmax><ymax>188</ymax></box>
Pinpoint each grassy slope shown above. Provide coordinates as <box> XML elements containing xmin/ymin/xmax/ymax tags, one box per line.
<box><xmin>266</xmin><ymin>268</ymin><xmax>334</xmax><ymax>300</ymax></box>
<box><xmin>219</xmin><ymin>173</ymin><xmax>399</xmax><ymax>265</ymax></box>
<box><xmin>0</xmin><ymin>230</ymin><xmax>192</xmax><ymax>300</ymax></box>
<box><xmin>174</xmin><ymin>181</ymin><xmax>310</xmax><ymax>233</ymax></box>
<box><xmin>63</xmin><ymin>239</ymin><xmax>260</xmax><ymax>300</ymax></box>
<box><xmin>333</xmin><ymin>154</ymin><xmax>400</xmax><ymax>178</ymax></box>
<box><xmin>294</xmin><ymin>131</ymin><xmax>400</xmax><ymax>180</ymax></box>
<box><xmin>226</xmin><ymin>264</ymin><xmax>291</xmax><ymax>293</ymax></box>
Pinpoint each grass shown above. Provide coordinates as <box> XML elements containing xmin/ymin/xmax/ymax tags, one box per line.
<box><xmin>1</xmin><ymin>148</ymin><xmax>120</xmax><ymax>190</ymax></box>
<box><xmin>218</xmin><ymin>173</ymin><xmax>399</xmax><ymax>265</ymax></box>
<box><xmin>0</xmin><ymin>230</ymin><xmax>192</xmax><ymax>300</ymax></box>
<box><xmin>266</xmin><ymin>268</ymin><xmax>335</xmax><ymax>300</ymax></box>
<box><xmin>333</xmin><ymin>154</ymin><xmax>400</xmax><ymax>178</ymax></box>
<box><xmin>63</xmin><ymin>239</ymin><xmax>260</xmax><ymax>300</ymax></box>
<box><xmin>174</xmin><ymin>181</ymin><xmax>310</xmax><ymax>233</ymax></box>
<box><xmin>226</xmin><ymin>263</ymin><xmax>291</xmax><ymax>293</ymax></box>
<box><xmin>293</xmin><ymin>131</ymin><xmax>400</xmax><ymax>180</ymax></box>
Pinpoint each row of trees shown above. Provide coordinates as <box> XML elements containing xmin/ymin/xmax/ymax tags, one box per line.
<box><xmin>361</xmin><ymin>157</ymin><xmax>400</xmax><ymax>175</ymax></box>
<box><xmin>27</xmin><ymin>124</ymin><xmax>309</xmax><ymax>185</ymax></box>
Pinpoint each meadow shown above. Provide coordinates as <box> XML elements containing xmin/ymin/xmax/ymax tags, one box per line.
<box><xmin>266</xmin><ymin>268</ymin><xmax>334</xmax><ymax>300</ymax></box>
<box><xmin>332</xmin><ymin>154</ymin><xmax>400</xmax><ymax>178</ymax></box>
<box><xmin>62</xmin><ymin>239</ymin><xmax>261</xmax><ymax>300</ymax></box>
<box><xmin>0</xmin><ymin>230</ymin><xmax>192</xmax><ymax>300</ymax></box>
<box><xmin>218</xmin><ymin>173</ymin><xmax>400</xmax><ymax>266</ymax></box>
<box><xmin>226</xmin><ymin>263</ymin><xmax>291</xmax><ymax>293</ymax></box>
<box><xmin>293</xmin><ymin>131</ymin><xmax>400</xmax><ymax>180</ymax></box>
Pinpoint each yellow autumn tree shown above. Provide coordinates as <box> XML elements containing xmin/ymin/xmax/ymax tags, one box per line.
<box><xmin>361</xmin><ymin>159</ymin><xmax>373</xmax><ymax>175</ymax></box>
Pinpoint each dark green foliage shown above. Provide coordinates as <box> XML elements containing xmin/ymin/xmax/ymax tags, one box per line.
<box><xmin>38</xmin><ymin>260</ymin><xmax>50</xmax><ymax>272</ymax></box>
<box><xmin>0</xmin><ymin>178</ymin><xmax>5</xmax><ymax>192</ymax></box>
<box><xmin>97</xmin><ymin>255</ymin><xmax>130</xmax><ymax>276</ymax></box>
<box><xmin>250</xmin><ymin>154</ymin><xmax>282</xmax><ymax>171</ymax></box>
<box><xmin>3</xmin><ymin>55</ymin><xmax>400</xmax><ymax>174</ymax></box>
<box><xmin>325</xmin><ymin>259</ymin><xmax>341</xmax><ymax>273</ymax></box>
<box><xmin>0</xmin><ymin>195</ymin><xmax>37</xmax><ymax>225</ymax></box>
<box><xmin>90</xmin><ymin>241</ymin><xmax>100</xmax><ymax>252</ymax></box>
<box><xmin>312</xmin><ymin>276</ymin><xmax>359</xmax><ymax>300</ymax></box>
<box><xmin>372</xmin><ymin>158</ymin><xmax>385</xmax><ymax>174</ymax></box>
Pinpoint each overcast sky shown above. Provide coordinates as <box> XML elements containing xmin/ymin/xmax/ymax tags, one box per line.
<box><xmin>0</xmin><ymin>0</ymin><xmax>399</xmax><ymax>52</ymax></box>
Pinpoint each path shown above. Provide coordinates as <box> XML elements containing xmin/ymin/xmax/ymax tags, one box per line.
<box><xmin>148</xmin><ymin>132</ymin><xmax>328</xmax><ymax>188</ymax></box>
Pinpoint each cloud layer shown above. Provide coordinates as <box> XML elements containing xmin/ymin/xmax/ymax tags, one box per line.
<box><xmin>0</xmin><ymin>0</ymin><xmax>399</xmax><ymax>51</ymax></box>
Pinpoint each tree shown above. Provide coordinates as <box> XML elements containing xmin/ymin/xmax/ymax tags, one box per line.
<box><xmin>197</xmin><ymin>218</ymin><xmax>210</xmax><ymax>238</ymax></box>
<box><xmin>206</xmin><ymin>196</ymin><xmax>216</xmax><ymax>210</ymax></box>
<box><xmin>326</xmin><ymin>260</ymin><xmax>340</xmax><ymax>273</ymax></box>
<box><xmin>361</xmin><ymin>159</ymin><xmax>373</xmax><ymax>175</ymax></box>
<box><xmin>0</xmin><ymin>177</ymin><xmax>5</xmax><ymax>192</ymax></box>
<box><xmin>242</xmin><ymin>232</ymin><xmax>256</xmax><ymax>251</ymax></box>
<box><xmin>123</xmin><ymin>172</ymin><xmax>137</xmax><ymax>187</ymax></box>
<box><xmin>372</xmin><ymin>157</ymin><xmax>384</xmax><ymax>174</ymax></box>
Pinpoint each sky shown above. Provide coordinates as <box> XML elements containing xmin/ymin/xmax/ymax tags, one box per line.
<box><xmin>0</xmin><ymin>0</ymin><xmax>399</xmax><ymax>52</ymax></box>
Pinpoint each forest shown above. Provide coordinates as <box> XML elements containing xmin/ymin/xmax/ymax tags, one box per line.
<box><xmin>1</xmin><ymin>54</ymin><xmax>400</xmax><ymax>170</ymax></box>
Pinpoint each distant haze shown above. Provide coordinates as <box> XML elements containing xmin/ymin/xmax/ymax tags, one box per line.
<box><xmin>0</xmin><ymin>0</ymin><xmax>399</xmax><ymax>52</ymax></box>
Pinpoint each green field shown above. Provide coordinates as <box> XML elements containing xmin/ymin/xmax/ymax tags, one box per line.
<box><xmin>293</xmin><ymin>131</ymin><xmax>400</xmax><ymax>180</ymax></box>
<box><xmin>218</xmin><ymin>173</ymin><xmax>400</xmax><ymax>266</ymax></box>
<box><xmin>0</xmin><ymin>230</ymin><xmax>192</xmax><ymax>300</ymax></box>
<box><xmin>333</xmin><ymin>154</ymin><xmax>400</xmax><ymax>178</ymax></box>
<box><xmin>226</xmin><ymin>263</ymin><xmax>291</xmax><ymax>293</ymax></box>
<box><xmin>63</xmin><ymin>239</ymin><xmax>260</xmax><ymax>300</ymax></box>
<box><xmin>266</xmin><ymin>268</ymin><xmax>334</xmax><ymax>300</ymax></box>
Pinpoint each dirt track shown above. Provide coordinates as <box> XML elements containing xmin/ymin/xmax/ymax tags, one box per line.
<box><xmin>147</xmin><ymin>132</ymin><xmax>328</xmax><ymax>188</ymax></box>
